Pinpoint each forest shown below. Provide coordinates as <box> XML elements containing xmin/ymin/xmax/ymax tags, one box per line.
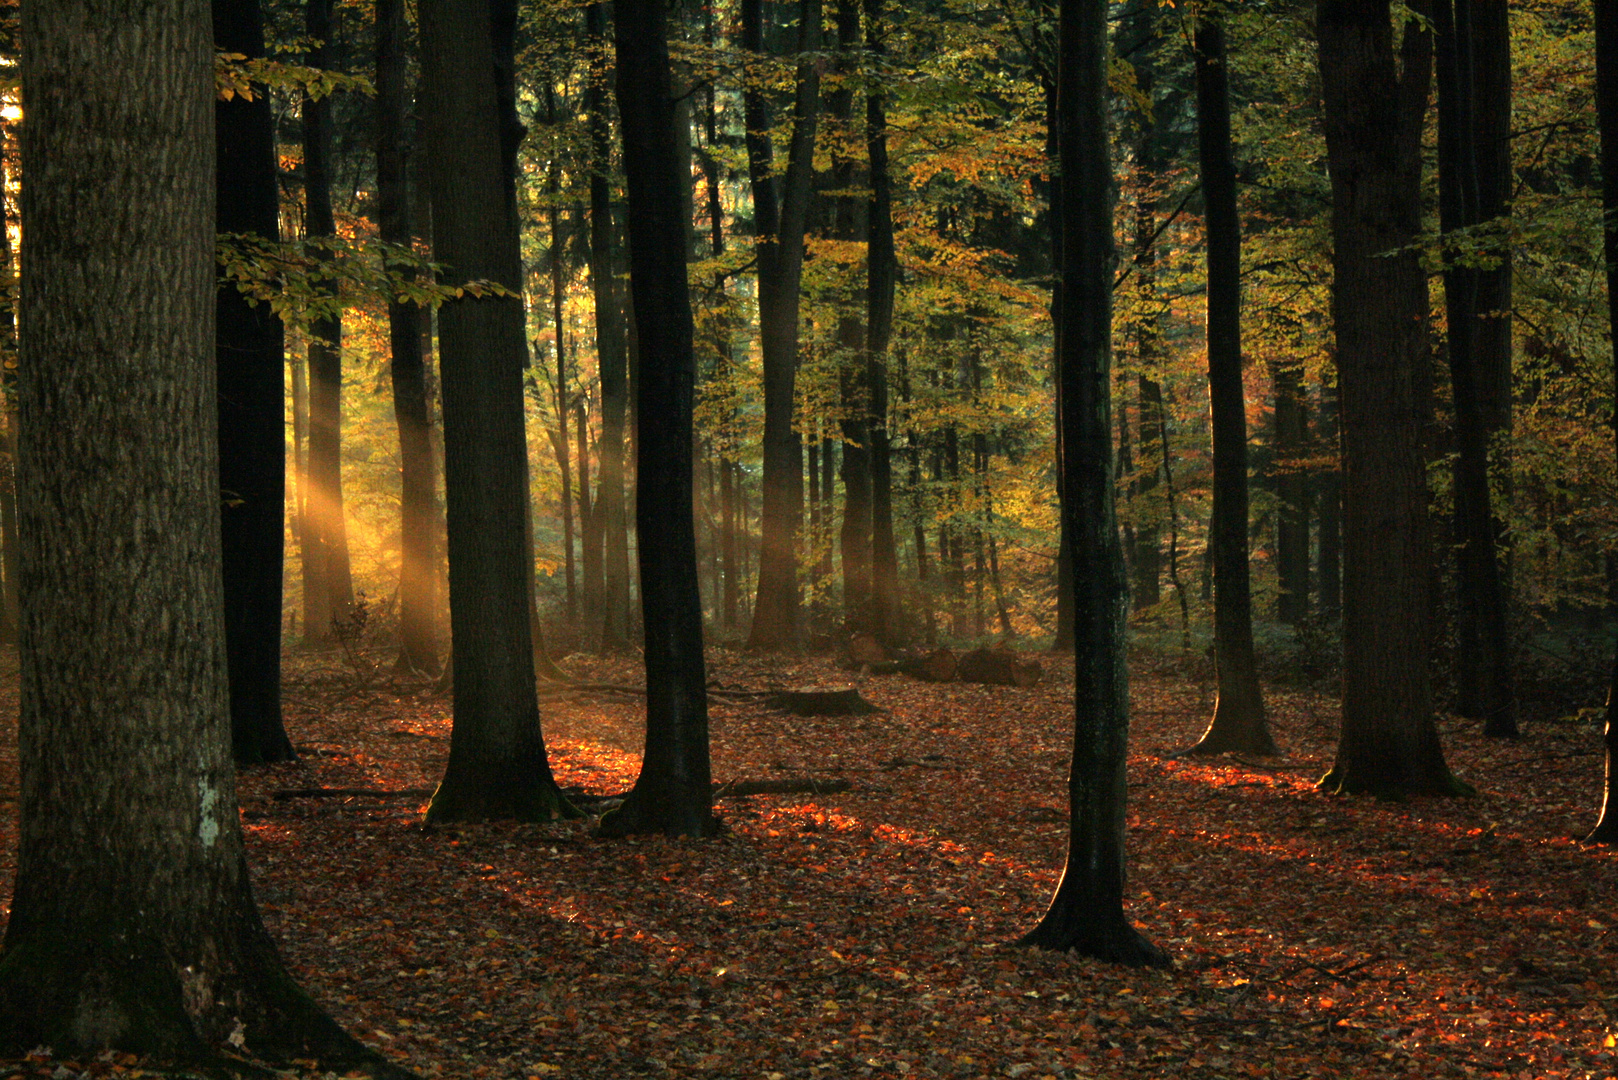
<box><xmin>1</xmin><ymin>0</ymin><xmax>1617</xmax><ymax>1077</ymax></box>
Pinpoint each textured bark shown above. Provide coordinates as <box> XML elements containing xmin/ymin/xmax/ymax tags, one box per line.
<box><xmin>1589</xmin><ymin>0</ymin><xmax>1618</xmax><ymax>843</ymax></box>
<box><xmin>588</xmin><ymin>1</ymin><xmax>634</xmax><ymax>651</ymax></box>
<box><xmin>1187</xmin><ymin>10</ymin><xmax>1273</xmax><ymax>757</ymax></box>
<box><xmin>216</xmin><ymin>0</ymin><xmax>294</xmax><ymax>764</ymax></box>
<box><xmin>419</xmin><ymin>0</ymin><xmax>576</xmax><ymax>823</ymax></box>
<box><xmin>1317</xmin><ymin>0</ymin><xmax>1467</xmax><ymax>797</ymax></box>
<box><xmin>744</xmin><ymin>0</ymin><xmax>821</xmax><ymax>649</ymax></box>
<box><xmin>376</xmin><ymin>0</ymin><xmax>440</xmax><ymax>676</ymax></box>
<box><xmin>0</xmin><ymin>6</ymin><xmax>404</xmax><ymax>1070</ymax></box>
<box><xmin>303</xmin><ymin>0</ymin><xmax>355</xmax><ymax>647</ymax></box>
<box><xmin>1017</xmin><ymin>0</ymin><xmax>1167</xmax><ymax>967</ymax></box>
<box><xmin>1434</xmin><ymin>0</ymin><xmax>1516</xmax><ymax>736</ymax></box>
<box><xmin>598</xmin><ymin>0</ymin><xmax>718</xmax><ymax>839</ymax></box>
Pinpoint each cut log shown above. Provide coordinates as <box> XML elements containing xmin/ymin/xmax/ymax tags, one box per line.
<box><xmin>839</xmin><ymin>631</ymin><xmax>888</xmax><ymax>669</ymax></box>
<box><xmin>957</xmin><ymin>647</ymin><xmax>1042</xmax><ymax>687</ymax></box>
<box><xmin>899</xmin><ymin>647</ymin><xmax>957</xmax><ymax>683</ymax></box>
<box><xmin>714</xmin><ymin>777</ymin><xmax>853</xmax><ymax>797</ymax></box>
<box><xmin>765</xmin><ymin>686</ymin><xmax>879</xmax><ymax>716</ymax></box>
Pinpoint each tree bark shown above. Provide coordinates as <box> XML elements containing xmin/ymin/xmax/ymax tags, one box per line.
<box><xmin>1317</xmin><ymin>0</ymin><xmax>1467</xmax><ymax>797</ymax></box>
<box><xmin>215</xmin><ymin>0</ymin><xmax>295</xmax><ymax>763</ymax></box>
<box><xmin>1017</xmin><ymin>0</ymin><xmax>1167</xmax><ymax>968</ymax></box>
<box><xmin>599</xmin><ymin>0</ymin><xmax>719</xmax><ymax>838</ymax></box>
<box><xmin>1588</xmin><ymin>0</ymin><xmax>1618</xmax><ymax>843</ymax></box>
<box><xmin>588</xmin><ymin>1</ymin><xmax>634</xmax><ymax>651</ymax></box>
<box><xmin>1186</xmin><ymin>8</ymin><xmax>1273</xmax><ymax>757</ymax></box>
<box><xmin>1272</xmin><ymin>356</ymin><xmax>1311</xmax><ymax>624</ymax></box>
<box><xmin>303</xmin><ymin>0</ymin><xmax>355</xmax><ymax>646</ymax></box>
<box><xmin>1434</xmin><ymin>0</ymin><xmax>1516</xmax><ymax>736</ymax></box>
<box><xmin>744</xmin><ymin>0</ymin><xmax>822</xmax><ymax>649</ymax></box>
<box><xmin>0</xmin><ymin>6</ymin><xmax>406</xmax><ymax>1070</ymax></box>
<box><xmin>418</xmin><ymin>0</ymin><xmax>577</xmax><ymax>823</ymax></box>
<box><xmin>865</xmin><ymin>0</ymin><xmax>902</xmax><ymax>648</ymax></box>
<box><xmin>376</xmin><ymin>0</ymin><xmax>440</xmax><ymax>676</ymax></box>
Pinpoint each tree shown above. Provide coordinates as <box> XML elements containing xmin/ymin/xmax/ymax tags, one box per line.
<box><xmin>418</xmin><ymin>0</ymin><xmax>576</xmax><ymax>823</ymax></box>
<box><xmin>376</xmin><ymin>0</ymin><xmax>440</xmax><ymax>676</ymax></box>
<box><xmin>1016</xmin><ymin>0</ymin><xmax>1167</xmax><ymax>968</ymax></box>
<box><xmin>1434</xmin><ymin>0</ymin><xmax>1516</xmax><ymax>737</ymax></box>
<box><xmin>1588</xmin><ymin>0</ymin><xmax>1618</xmax><ymax>844</ymax></box>
<box><xmin>1316</xmin><ymin>0</ymin><xmax>1467</xmax><ymax>797</ymax></box>
<box><xmin>599</xmin><ymin>0</ymin><xmax>719</xmax><ymax>839</ymax></box>
<box><xmin>744</xmin><ymin>0</ymin><xmax>822</xmax><ymax>649</ymax></box>
<box><xmin>1185</xmin><ymin>2</ymin><xmax>1273</xmax><ymax>757</ymax></box>
<box><xmin>302</xmin><ymin>0</ymin><xmax>356</xmax><ymax>646</ymax></box>
<box><xmin>0</xmin><ymin>4</ymin><xmax>406</xmax><ymax>1071</ymax></box>
<box><xmin>215</xmin><ymin>0</ymin><xmax>295</xmax><ymax>763</ymax></box>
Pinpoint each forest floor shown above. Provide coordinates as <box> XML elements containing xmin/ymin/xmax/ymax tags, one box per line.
<box><xmin>0</xmin><ymin>644</ymin><xmax>1615</xmax><ymax>1080</ymax></box>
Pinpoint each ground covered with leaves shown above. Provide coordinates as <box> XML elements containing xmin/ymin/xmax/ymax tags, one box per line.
<box><xmin>1</xmin><ymin>646</ymin><xmax>1615</xmax><ymax>1080</ymax></box>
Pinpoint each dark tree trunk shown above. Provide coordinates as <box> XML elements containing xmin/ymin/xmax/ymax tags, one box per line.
<box><xmin>1135</xmin><ymin>372</ymin><xmax>1165</xmax><ymax>608</ymax></box>
<box><xmin>1317</xmin><ymin>0</ymin><xmax>1467</xmax><ymax>797</ymax></box>
<box><xmin>0</xmin><ymin>132</ymin><xmax>14</xmax><ymax>647</ymax></box>
<box><xmin>1043</xmin><ymin>68</ymin><xmax>1076</xmax><ymax>653</ymax></box>
<box><xmin>376</xmin><ymin>0</ymin><xmax>440</xmax><ymax>677</ymax></box>
<box><xmin>1434</xmin><ymin>0</ymin><xmax>1516</xmax><ymax>736</ymax></box>
<box><xmin>0</xmin><ymin>6</ymin><xmax>406</xmax><ymax>1070</ymax></box>
<box><xmin>1272</xmin><ymin>356</ymin><xmax>1311</xmax><ymax>624</ymax></box>
<box><xmin>1589</xmin><ymin>0</ymin><xmax>1618</xmax><ymax>843</ymax></box>
<box><xmin>744</xmin><ymin>0</ymin><xmax>821</xmax><ymax>649</ymax></box>
<box><xmin>418</xmin><ymin>0</ymin><xmax>576</xmax><ymax>823</ymax></box>
<box><xmin>1017</xmin><ymin>0</ymin><xmax>1167</xmax><ymax>968</ymax></box>
<box><xmin>550</xmin><ymin>183</ymin><xmax>577</xmax><ymax>624</ymax></box>
<box><xmin>866</xmin><ymin>0</ymin><xmax>902</xmax><ymax>647</ymax></box>
<box><xmin>577</xmin><ymin>397</ymin><xmax>600</xmax><ymax>624</ymax></box>
<box><xmin>1317</xmin><ymin>379</ymin><xmax>1343</xmax><ymax>619</ymax></box>
<box><xmin>587</xmin><ymin>2</ymin><xmax>634</xmax><ymax>651</ymax></box>
<box><xmin>303</xmin><ymin>0</ymin><xmax>354</xmax><ymax>647</ymax></box>
<box><xmin>600</xmin><ymin>0</ymin><xmax>718</xmax><ymax>839</ymax></box>
<box><xmin>1186</xmin><ymin>9</ymin><xmax>1273</xmax><ymax>757</ymax></box>
<box><xmin>215</xmin><ymin>0</ymin><xmax>294</xmax><ymax>763</ymax></box>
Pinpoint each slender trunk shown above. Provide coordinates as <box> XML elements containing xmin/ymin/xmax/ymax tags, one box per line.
<box><xmin>601</xmin><ymin>0</ymin><xmax>718</xmax><ymax>838</ymax></box>
<box><xmin>0</xmin><ymin>133</ymin><xmax>14</xmax><ymax>646</ymax></box>
<box><xmin>1317</xmin><ymin>378</ymin><xmax>1343</xmax><ymax>619</ymax></box>
<box><xmin>1188</xmin><ymin>8</ymin><xmax>1272</xmax><ymax>757</ymax></box>
<box><xmin>721</xmin><ymin>456</ymin><xmax>738</xmax><ymax>626</ymax></box>
<box><xmin>1318</xmin><ymin>0</ymin><xmax>1465</xmax><ymax>797</ymax></box>
<box><xmin>377</xmin><ymin>0</ymin><xmax>440</xmax><ymax>676</ymax></box>
<box><xmin>1273</xmin><ymin>356</ymin><xmax>1311</xmax><ymax>624</ymax></box>
<box><xmin>1019</xmin><ymin>0</ymin><xmax>1167</xmax><ymax>968</ymax></box>
<box><xmin>578</xmin><ymin>396</ymin><xmax>602</xmax><ymax>623</ymax></box>
<box><xmin>550</xmin><ymin>170</ymin><xmax>577</xmax><ymax>623</ymax></box>
<box><xmin>866</xmin><ymin>0</ymin><xmax>901</xmax><ymax>646</ymax></box>
<box><xmin>744</xmin><ymin>0</ymin><xmax>821</xmax><ymax>649</ymax></box>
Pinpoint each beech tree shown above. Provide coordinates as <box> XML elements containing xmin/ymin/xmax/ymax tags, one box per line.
<box><xmin>1017</xmin><ymin>0</ymin><xmax>1167</xmax><ymax>968</ymax></box>
<box><xmin>418</xmin><ymin>0</ymin><xmax>575</xmax><ymax>822</ymax></box>
<box><xmin>0</xmin><ymin>3</ymin><xmax>404</xmax><ymax>1071</ymax></box>
<box><xmin>1317</xmin><ymin>0</ymin><xmax>1467</xmax><ymax>797</ymax></box>
<box><xmin>598</xmin><ymin>0</ymin><xmax>719</xmax><ymax>838</ymax></box>
<box><xmin>215</xmin><ymin>0</ymin><xmax>295</xmax><ymax>763</ymax></box>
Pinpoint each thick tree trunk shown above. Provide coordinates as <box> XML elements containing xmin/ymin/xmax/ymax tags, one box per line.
<box><xmin>1434</xmin><ymin>0</ymin><xmax>1516</xmax><ymax>736</ymax></box>
<box><xmin>1017</xmin><ymin>0</ymin><xmax>1167</xmax><ymax>968</ymax></box>
<box><xmin>599</xmin><ymin>0</ymin><xmax>718</xmax><ymax>839</ymax></box>
<box><xmin>0</xmin><ymin>7</ymin><xmax>404</xmax><ymax>1070</ymax></box>
<box><xmin>588</xmin><ymin>2</ymin><xmax>634</xmax><ymax>651</ymax></box>
<box><xmin>303</xmin><ymin>0</ymin><xmax>355</xmax><ymax>646</ymax></box>
<box><xmin>1589</xmin><ymin>0</ymin><xmax>1618</xmax><ymax>843</ymax></box>
<box><xmin>1187</xmin><ymin>10</ymin><xmax>1273</xmax><ymax>757</ymax></box>
<box><xmin>744</xmin><ymin>0</ymin><xmax>821</xmax><ymax>649</ymax></box>
<box><xmin>215</xmin><ymin>0</ymin><xmax>294</xmax><ymax>763</ymax></box>
<box><xmin>418</xmin><ymin>0</ymin><xmax>576</xmax><ymax>823</ymax></box>
<box><xmin>376</xmin><ymin>0</ymin><xmax>440</xmax><ymax>676</ymax></box>
<box><xmin>1317</xmin><ymin>0</ymin><xmax>1467</xmax><ymax>797</ymax></box>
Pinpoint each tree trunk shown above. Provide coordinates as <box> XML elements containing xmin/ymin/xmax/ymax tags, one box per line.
<box><xmin>577</xmin><ymin>396</ymin><xmax>601</xmax><ymax>626</ymax></box>
<box><xmin>1186</xmin><ymin>8</ymin><xmax>1273</xmax><ymax>757</ymax></box>
<box><xmin>1317</xmin><ymin>379</ymin><xmax>1343</xmax><ymax>618</ymax></box>
<box><xmin>0</xmin><ymin>6</ymin><xmax>405</xmax><ymax>1069</ymax></box>
<box><xmin>1588</xmin><ymin>0</ymin><xmax>1618</xmax><ymax>843</ymax></box>
<box><xmin>215</xmin><ymin>0</ymin><xmax>296</xmax><ymax>762</ymax></box>
<box><xmin>418</xmin><ymin>0</ymin><xmax>577</xmax><ymax>823</ymax></box>
<box><xmin>550</xmin><ymin>191</ymin><xmax>577</xmax><ymax>624</ymax></box>
<box><xmin>1434</xmin><ymin>0</ymin><xmax>1516</xmax><ymax>736</ymax></box>
<box><xmin>303</xmin><ymin>0</ymin><xmax>355</xmax><ymax>647</ymax></box>
<box><xmin>1317</xmin><ymin>0</ymin><xmax>1467</xmax><ymax>797</ymax></box>
<box><xmin>1017</xmin><ymin>0</ymin><xmax>1167</xmax><ymax>968</ymax></box>
<box><xmin>744</xmin><ymin>0</ymin><xmax>821</xmax><ymax>649</ymax></box>
<box><xmin>1272</xmin><ymin>355</ymin><xmax>1311</xmax><ymax>624</ymax></box>
<box><xmin>865</xmin><ymin>0</ymin><xmax>902</xmax><ymax>647</ymax></box>
<box><xmin>600</xmin><ymin>0</ymin><xmax>719</xmax><ymax>839</ymax></box>
<box><xmin>1042</xmin><ymin>65</ymin><xmax>1076</xmax><ymax>654</ymax></box>
<box><xmin>377</xmin><ymin>0</ymin><xmax>440</xmax><ymax>677</ymax></box>
<box><xmin>588</xmin><ymin>2</ymin><xmax>634</xmax><ymax>652</ymax></box>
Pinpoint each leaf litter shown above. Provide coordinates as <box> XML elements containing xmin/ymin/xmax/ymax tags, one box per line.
<box><xmin>0</xmin><ymin>645</ymin><xmax>1614</xmax><ymax>1080</ymax></box>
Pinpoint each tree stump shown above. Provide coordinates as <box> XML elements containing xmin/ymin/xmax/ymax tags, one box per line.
<box><xmin>957</xmin><ymin>648</ymin><xmax>1043</xmax><ymax>687</ymax></box>
<box><xmin>765</xmin><ymin>686</ymin><xmax>879</xmax><ymax>716</ymax></box>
